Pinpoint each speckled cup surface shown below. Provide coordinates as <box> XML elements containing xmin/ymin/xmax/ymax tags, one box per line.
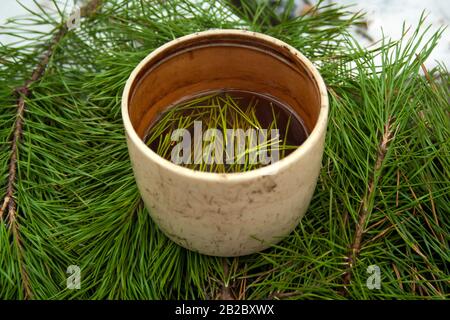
<box><xmin>121</xmin><ymin>30</ymin><xmax>328</xmax><ymax>257</ymax></box>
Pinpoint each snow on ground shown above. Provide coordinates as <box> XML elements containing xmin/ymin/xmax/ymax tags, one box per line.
<box><xmin>304</xmin><ymin>0</ymin><xmax>450</xmax><ymax>68</ymax></box>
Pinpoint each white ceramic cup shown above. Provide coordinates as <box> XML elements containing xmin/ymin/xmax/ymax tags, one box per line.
<box><xmin>122</xmin><ymin>30</ymin><xmax>328</xmax><ymax>257</ymax></box>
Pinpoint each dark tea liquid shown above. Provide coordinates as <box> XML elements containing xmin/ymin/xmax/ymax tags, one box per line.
<box><xmin>145</xmin><ymin>89</ymin><xmax>309</xmax><ymax>169</ymax></box>
<box><xmin>223</xmin><ymin>90</ymin><xmax>309</xmax><ymax>148</ymax></box>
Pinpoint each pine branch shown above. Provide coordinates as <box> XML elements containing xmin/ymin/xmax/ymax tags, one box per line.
<box><xmin>268</xmin><ymin>291</ymin><xmax>302</xmax><ymax>299</ymax></box>
<box><xmin>1</xmin><ymin>27</ymin><xmax>63</xmax><ymax>221</ymax></box>
<box><xmin>0</xmin><ymin>0</ymin><xmax>103</xmax><ymax>299</ymax></box>
<box><xmin>0</xmin><ymin>0</ymin><xmax>447</xmax><ymax>300</ymax></box>
<box><xmin>217</xmin><ymin>258</ymin><xmax>235</xmax><ymax>300</ymax></box>
<box><xmin>0</xmin><ymin>25</ymin><xmax>67</xmax><ymax>301</ymax></box>
<box><xmin>342</xmin><ymin>116</ymin><xmax>395</xmax><ymax>292</ymax></box>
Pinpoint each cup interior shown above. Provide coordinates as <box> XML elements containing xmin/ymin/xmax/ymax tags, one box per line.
<box><xmin>126</xmin><ymin>31</ymin><xmax>322</xmax><ymax>142</ymax></box>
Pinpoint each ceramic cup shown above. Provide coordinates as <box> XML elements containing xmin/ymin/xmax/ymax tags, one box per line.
<box><xmin>121</xmin><ymin>30</ymin><xmax>328</xmax><ymax>257</ymax></box>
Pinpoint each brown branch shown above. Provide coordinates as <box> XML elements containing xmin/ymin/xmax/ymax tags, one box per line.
<box><xmin>217</xmin><ymin>258</ymin><xmax>235</xmax><ymax>300</ymax></box>
<box><xmin>392</xmin><ymin>264</ymin><xmax>403</xmax><ymax>290</ymax></box>
<box><xmin>355</xmin><ymin>27</ymin><xmax>375</xmax><ymax>43</ymax></box>
<box><xmin>268</xmin><ymin>291</ymin><xmax>303</xmax><ymax>300</ymax></box>
<box><xmin>419</xmin><ymin>61</ymin><xmax>438</xmax><ymax>92</ymax></box>
<box><xmin>0</xmin><ymin>0</ymin><xmax>102</xmax><ymax>299</ymax></box>
<box><xmin>237</xmin><ymin>269</ymin><xmax>247</xmax><ymax>300</ymax></box>
<box><xmin>399</xmin><ymin>171</ymin><xmax>443</xmax><ymax>247</ymax></box>
<box><xmin>341</xmin><ymin>117</ymin><xmax>395</xmax><ymax>294</ymax></box>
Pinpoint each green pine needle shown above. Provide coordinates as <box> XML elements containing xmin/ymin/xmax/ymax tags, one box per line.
<box><xmin>0</xmin><ymin>0</ymin><xmax>448</xmax><ymax>299</ymax></box>
<box><xmin>145</xmin><ymin>92</ymin><xmax>298</xmax><ymax>173</ymax></box>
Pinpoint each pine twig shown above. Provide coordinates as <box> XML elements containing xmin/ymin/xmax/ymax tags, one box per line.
<box><xmin>217</xmin><ymin>258</ymin><xmax>235</xmax><ymax>300</ymax></box>
<box><xmin>268</xmin><ymin>291</ymin><xmax>302</xmax><ymax>300</ymax></box>
<box><xmin>342</xmin><ymin>116</ymin><xmax>395</xmax><ymax>293</ymax></box>
<box><xmin>0</xmin><ymin>0</ymin><xmax>102</xmax><ymax>299</ymax></box>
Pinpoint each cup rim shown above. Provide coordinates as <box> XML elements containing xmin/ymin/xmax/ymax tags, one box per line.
<box><xmin>121</xmin><ymin>29</ymin><xmax>328</xmax><ymax>182</ymax></box>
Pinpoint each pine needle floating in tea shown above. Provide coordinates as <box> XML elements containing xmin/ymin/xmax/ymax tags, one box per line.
<box><xmin>145</xmin><ymin>90</ymin><xmax>308</xmax><ymax>173</ymax></box>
